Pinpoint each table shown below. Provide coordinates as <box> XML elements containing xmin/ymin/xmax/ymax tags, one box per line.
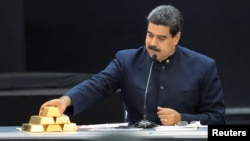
<box><xmin>0</xmin><ymin>126</ymin><xmax>207</xmax><ymax>141</ymax></box>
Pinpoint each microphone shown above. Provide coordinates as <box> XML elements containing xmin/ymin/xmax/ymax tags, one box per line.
<box><xmin>133</xmin><ymin>54</ymin><xmax>158</xmax><ymax>128</ymax></box>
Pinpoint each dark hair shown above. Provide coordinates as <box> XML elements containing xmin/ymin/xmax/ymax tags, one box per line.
<box><xmin>147</xmin><ymin>5</ymin><xmax>183</xmax><ymax>37</ymax></box>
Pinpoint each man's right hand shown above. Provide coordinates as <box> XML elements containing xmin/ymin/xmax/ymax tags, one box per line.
<box><xmin>39</xmin><ymin>96</ymin><xmax>71</xmax><ymax>116</ymax></box>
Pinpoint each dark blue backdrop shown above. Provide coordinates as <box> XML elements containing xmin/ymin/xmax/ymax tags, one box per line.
<box><xmin>0</xmin><ymin>0</ymin><xmax>250</xmax><ymax>108</ymax></box>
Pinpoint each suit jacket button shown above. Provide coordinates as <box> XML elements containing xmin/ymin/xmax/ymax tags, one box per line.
<box><xmin>160</xmin><ymin>85</ymin><xmax>165</xmax><ymax>89</ymax></box>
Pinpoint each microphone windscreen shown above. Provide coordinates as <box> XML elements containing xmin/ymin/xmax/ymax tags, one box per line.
<box><xmin>152</xmin><ymin>54</ymin><xmax>157</xmax><ymax>60</ymax></box>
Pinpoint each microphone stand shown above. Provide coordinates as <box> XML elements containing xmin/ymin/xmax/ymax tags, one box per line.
<box><xmin>133</xmin><ymin>118</ymin><xmax>158</xmax><ymax>128</ymax></box>
<box><xmin>133</xmin><ymin>55</ymin><xmax>158</xmax><ymax>128</ymax></box>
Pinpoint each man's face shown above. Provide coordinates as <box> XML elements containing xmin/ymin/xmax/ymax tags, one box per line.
<box><xmin>145</xmin><ymin>23</ymin><xmax>181</xmax><ymax>62</ymax></box>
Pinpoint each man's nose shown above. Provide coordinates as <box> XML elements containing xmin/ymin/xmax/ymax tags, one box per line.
<box><xmin>150</xmin><ymin>38</ymin><xmax>158</xmax><ymax>46</ymax></box>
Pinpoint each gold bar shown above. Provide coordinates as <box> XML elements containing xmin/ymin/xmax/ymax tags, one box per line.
<box><xmin>42</xmin><ymin>106</ymin><xmax>61</xmax><ymax>117</ymax></box>
<box><xmin>29</xmin><ymin>115</ymin><xmax>55</xmax><ymax>125</ymax></box>
<box><xmin>45</xmin><ymin>124</ymin><xmax>63</xmax><ymax>132</ymax></box>
<box><xmin>55</xmin><ymin>115</ymin><xmax>71</xmax><ymax>124</ymax></box>
<box><xmin>62</xmin><ymin>123</ymin><xmax>78</xmax><ymax>132</ymax></box>
<box><xmin>21</xmin><ymin>123</ymin><xmax>45</xmax><ymax>132</ymax></box>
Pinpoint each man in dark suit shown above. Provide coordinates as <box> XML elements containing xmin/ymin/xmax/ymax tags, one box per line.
<box><xmin>39</xmin><ymin>5</ymin><xmax>225</xmax><ymax>126</ymax></box>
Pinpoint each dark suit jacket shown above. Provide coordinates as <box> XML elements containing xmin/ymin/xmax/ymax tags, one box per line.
<box><xmin>65</xmin><ymin>45</ymin><xmax>225</xmax><ymax>125</ymax></box>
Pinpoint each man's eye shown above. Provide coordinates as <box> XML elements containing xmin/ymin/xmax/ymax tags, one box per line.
<box><xmin>159</xmin><ymin>37</ymin><xmax>166</xmax><ymax>40</ymax></box>
<box><xmin>148</xmin><ymin>34</ymin><xmax>153</xmax><ymax>37</ymax></box>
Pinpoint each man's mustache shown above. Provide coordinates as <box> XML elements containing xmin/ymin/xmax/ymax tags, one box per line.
<box><xmin>148</xmin><ymin>46</ymin><xmax>161</xmax><ymax>52</ymax></box>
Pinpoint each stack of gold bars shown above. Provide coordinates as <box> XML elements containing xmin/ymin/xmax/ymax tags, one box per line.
<box><xmin>21</xmin><ymin>106</ymin><xmax>78</xmax><ymax>132</ymax></box>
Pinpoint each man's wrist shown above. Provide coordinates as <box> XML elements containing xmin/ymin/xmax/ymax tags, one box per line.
<box><xmin>60</xmin><ymin>96</ymin><xmax>71</xmax><ymax>107</ymax></box>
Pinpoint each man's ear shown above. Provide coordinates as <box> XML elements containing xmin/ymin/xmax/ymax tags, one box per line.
<box><xmin>173</xmin><ymin>31</ymin><xmax>181</xmax><ymax>46</ymax></box>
